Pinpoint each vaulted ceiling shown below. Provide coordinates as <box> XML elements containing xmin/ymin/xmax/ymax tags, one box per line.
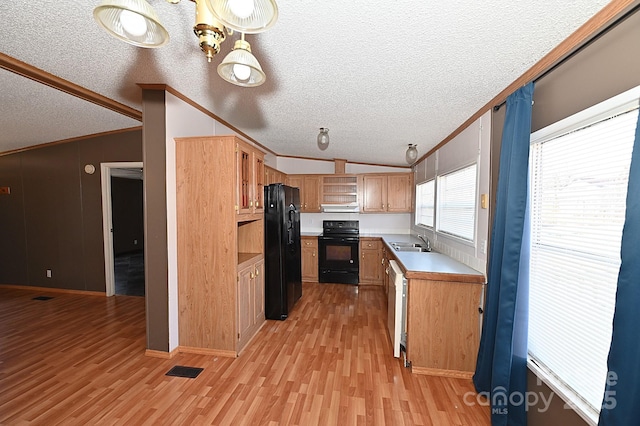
<box><xmin>0</xmin><ymin>1</ymin><xmax>615</xmax><ymax>165</ymax></box>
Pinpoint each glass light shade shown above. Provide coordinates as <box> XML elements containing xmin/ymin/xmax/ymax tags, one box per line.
<box><xmin>317</xmin><ymin>128</ymin><xmax>330</xmax><ymax>151</ymax></box>
<box><xmin>93</xmin><ymin>0</ymin><xmax>169</xmax><ymax>48</ymax></box>
<box><xmin>206</xmin><ymin>0</ymin><xmax>278</xmax><ymax>33</ymax></box>
<box><xmin>217</xmin><ymin>39</ymin><xmax>266</xmax><ymax>87</ymax></box>
<box><xmin>406</xmin><ymin>144</ymin><xmax>418</xmax><ymax>164</ymax></box>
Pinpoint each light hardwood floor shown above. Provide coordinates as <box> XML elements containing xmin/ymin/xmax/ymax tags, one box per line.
<box><xmin>0</xmin><ymin>283</ymin><xmax>490</xmax><ymax>425</ymax></box>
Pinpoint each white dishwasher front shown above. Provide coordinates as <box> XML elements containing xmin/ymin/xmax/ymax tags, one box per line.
<box><xmin>387</xmin><ymin>260</ymin><xmax>407</xmax><ymax>358</ymax></box>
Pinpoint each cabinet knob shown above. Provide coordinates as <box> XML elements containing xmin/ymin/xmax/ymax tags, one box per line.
<box><xmin>255</xmin><ymin>268</ymin><xmax>259</xmax><ymax>276</ymax></box>
<box><xmin>250</xmin><ymin>200</ymin><xmax>254</xmax><ymax>207</ymax></box>
<box><xmin>387</xmin><ymin>204</ymin><xmax>390</xmax><ymax>209</ymax></box>
<box><xmin>255</xmin><ymin>200</ymin><xmax>259</xmax><ymax>207</ymax></box>
<box><xmin>250</xmin><ymin>272</ymin><xmax>255</xmax><ymax>279</ymax></box>
<box><xmin>312</xmin><ymin>252</ymin><xmax>316</xmax><ymax>257</ymax></box>
<box><xmin>381</xmin><ymin>204</ymin><xmax>384</xmax><ymax>209</ymax></box>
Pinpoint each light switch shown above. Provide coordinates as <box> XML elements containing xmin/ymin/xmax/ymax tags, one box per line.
<box><xmin>481</xmin><ymin>193</ymin><xmax>488</xmax><ymax>209</ymax></box>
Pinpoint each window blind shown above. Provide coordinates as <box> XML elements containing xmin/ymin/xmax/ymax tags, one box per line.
<box><xmin>415</xmin><ymin>179</ymin><xmax>435</xmax><ymax>228</ymax></box>
<box><xmin>436</xmin><ymin>163</ymin><xmax>477</xmax><ymax>241</ymax></box>
<box><xmin>528</xmin><ymin>106</ymin><xmax>638</xmax><ymax>416</ymax></box>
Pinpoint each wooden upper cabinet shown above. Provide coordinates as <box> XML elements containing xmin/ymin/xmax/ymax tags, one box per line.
<box><xmin>265</xmin><ymin>165</ymin><xmax>286</xmax><ymax>185</ymax></box>
<box><xmin>286</xmin><ymin>175</ymin><xmax>322</xmax><ymax>212</ymax></box>
<box><xmin>361</xmin><ymin>173</ymin><xmax>413</xmax><ymax>213</ymax></box>
<box><xmin>303</xmin><ymin>176</ymin><xmax>322</xmax><ymax>212</ymax></box>
<box><xmin>362</xmin><ymin>175</ymin><xmax>387</xmax><ymax>213</ymax></box>
<box><xmin>236</xmin><ymin>140</ymin><xmax>265</xmax><ymax>218</ymax></box>
<box><xmin>254</xmin><ymin>154</ymin><xmax>264</xmax><ymax>214</ymax></box>
<box><xmin>387</xmin><ymin>174</ymin><xmax>412</xmax><ymax>212</ymax></box>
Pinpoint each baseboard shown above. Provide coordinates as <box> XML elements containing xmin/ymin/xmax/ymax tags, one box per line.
<box><xmin>145</xmin><ymin>348</ymin><xmax>179</xmax><ymax>359</ymax></box>
<box><xmin>177</xmin><ymin>346</ymin><xmax>237</xmax><ymax>358</ymax></box>
<box><xmin>411</xmin><ymin>366</ymin><xmax>474</xmax><ymax>379</ymax></box>
<box><xmin>0</xmin><ymin>284</ymin><xmax>106</xmax><ymax>296</ymax></box>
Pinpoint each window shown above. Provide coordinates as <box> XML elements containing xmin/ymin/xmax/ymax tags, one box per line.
<box><xmin>415</xmin><ymin>179</ymin><xmax>435</xmax><ymax>228</ymax></box>
<box><xmin>528</xmin><ymin>90</ymin><xmax>638</xmax><ymax>422</ymax></box>
<box><xmin>436</xmin><ymin>164</ymin><xmax>477</xmax><ymax>241</ymax></box>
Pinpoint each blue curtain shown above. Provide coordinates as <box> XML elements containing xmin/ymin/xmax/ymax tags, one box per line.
<box><xmin>473</xmin><ymin>82</ymin><xmax>534</xmax><ymax>426</ymax></box>
<box><xmin>598</xmin><ymin>108</ymin><xmax>640</xmax><ymax>425</ymax></box>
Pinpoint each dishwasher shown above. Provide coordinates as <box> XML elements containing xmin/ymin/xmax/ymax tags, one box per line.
<box><xmin>387</xmin><ymin>260</ymin><xmax>407</xmax><ymax>359</ymax></box>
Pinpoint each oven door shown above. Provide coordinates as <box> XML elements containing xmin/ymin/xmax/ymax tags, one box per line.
<box><xmin>318</xmin><ymin>236</ymin><xmax>359</xmax><ymax>284</ymax></box>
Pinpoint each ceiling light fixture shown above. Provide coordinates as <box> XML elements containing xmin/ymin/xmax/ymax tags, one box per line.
<box><xmin>317</xmin><ymin>128</ymin><xmax>330</xmax><ymax>151</ymax></box>
<box><xmin>217</xmin><ymin>33</ymin><xmax>266</xmax><ymax>87</ymax></box>
<box><xmin>406</xmin><ymin>144</ymin><xmax>418</xmax><ymax>164</ymax></box>
<box><xmin>93</xmin><ymin>0</ymin><xmax>277</xmax><ymax>87</ymax></box>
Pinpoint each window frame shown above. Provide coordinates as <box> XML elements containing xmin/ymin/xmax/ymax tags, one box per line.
<box><xmin>435</xmin><ymin>162</ymin><xmax>478</xmax><ymax>243</ymax></box>
<box><xmin>527</xmin><ymin>84</ymin><xmax>640</xmax><ymax>426</ymax></box>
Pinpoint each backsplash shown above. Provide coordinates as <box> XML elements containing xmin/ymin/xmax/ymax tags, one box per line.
<box><xmin>300</xmin><ymin>213</ymin><xmax>411</xmax><ymax>235</ymax></box>
<box><xmin>432</xmin><ymin>239</ymin><xmax>487</xmax><ymax>275</ymax></box>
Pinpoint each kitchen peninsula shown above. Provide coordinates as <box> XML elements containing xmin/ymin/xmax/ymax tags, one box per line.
<box><xmin>376</xmin><ymin>234</ymin><xmax>485</xmax><ymax>378</ymax></box>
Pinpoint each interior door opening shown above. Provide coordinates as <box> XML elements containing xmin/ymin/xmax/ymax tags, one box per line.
<box><xmin>101</xmin><ymin>162</ymin><xmax>144</xmax><ymax>296</ymax></box>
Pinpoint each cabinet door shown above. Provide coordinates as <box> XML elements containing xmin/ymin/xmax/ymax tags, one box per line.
<box><xmin>301</xmin><ymin>238</ymin><xmax>318</xmax><ymax>282</ymax></box>
<box><xmin>254</xmin><ymin>153</ymin><xmax>265</xmax><ymax>214</ymax></box>
<box><xmin>303</xmin><ymin>176</ymin><xmax>322</xmax><ymax>212</ymax></box>
<box><xmin>236</xmin><ymin>143</ymin><xmax>253</xmax><ymax>215</ymax></box>
<box><xmin>237</xmin><ymin>263</ymin><xmax>254</xmax><ymax>342</ymax></box>
<box><xmin>253</xmin><ymin>259</ymin><xmax>265</xmax><ymax>324</ymax></box>
<box><xmin>387</xmin><ymin>174</ymin><xmax>412</xmax><ymax>212</ymax></box>
<box><xmin>360</xmin><ymin>241</ymin><xmax>382</xmax><ymax>285</ymax></box>
<box><xmin>362</xmin><ymin>175</ymin><xmax>387</xmax><ymax>212</ymax></box>
<box><xmin>286</xmin><ymin>175</ymin><xmax>303</xmax><ymax>191</ymax></box>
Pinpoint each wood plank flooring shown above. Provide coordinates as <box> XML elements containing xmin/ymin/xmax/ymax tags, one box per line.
<box><xmin>0</xmin><ymin>283</ymin><xmax>490</xmax><ymax>425</ymax></box>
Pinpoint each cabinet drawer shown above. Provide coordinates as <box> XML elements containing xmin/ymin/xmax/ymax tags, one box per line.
<box><xmin>302</xmin><ymin>237</ymin><xmax>318</xmax><ymax>248</ymax></box>
<box><xmin>360</xmin><ymin>239</ymin><xmax>381</xmax><ymax>250</ymax></box>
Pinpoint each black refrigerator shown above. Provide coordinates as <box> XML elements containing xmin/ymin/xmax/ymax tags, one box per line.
<box><xmin>264</xmin><ymin>184</ymin><xmax>302</xmax><ymax>320</ymax></box>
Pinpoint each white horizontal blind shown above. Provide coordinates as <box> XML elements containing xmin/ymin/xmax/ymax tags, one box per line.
<box><xmin>415</xmin><ymin>179</ymin><xmax>435</xmax><ymax>227</ymax></box>
<box><xmin>436</xmin><ymin>164</ymin><xmax>477</xmax><ymax>240</ymax></box>
<box><xmin>528</xmin><ymin>106</ymin><xmax>638</xmax><ymax>415</ymax></box>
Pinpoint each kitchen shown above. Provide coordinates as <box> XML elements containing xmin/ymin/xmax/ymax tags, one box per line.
<box><xmin>1</xmin><ymin>1</ymin><xmax>640</xmax><ymax>425</ymax></box>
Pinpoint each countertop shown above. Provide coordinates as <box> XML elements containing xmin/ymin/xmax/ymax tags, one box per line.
<box><xmin>301</xmin><ymin>232</ymin><xmax>321</xmax><ymax>237</ymax></box>
<box><xmin>375</xmin><ymin>234</ymin><xmax>485</xmax><ymax>283</ymax></box>
<box><xmin>299</xmin><ymin>232</ymin><xmax>485</xmax><ymax>283</ymax></box>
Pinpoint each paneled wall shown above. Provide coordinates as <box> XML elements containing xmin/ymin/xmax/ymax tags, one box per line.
<box><xmin>0</xmin><ymin>129</ymin><xmax>142</xmax><ymax>291</ymax></box>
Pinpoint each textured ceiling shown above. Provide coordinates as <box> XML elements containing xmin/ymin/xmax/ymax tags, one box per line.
<box><xmin>0</xmin><ymin>1</ymin><xmax>610</xmax><ymax>165</ymax></box>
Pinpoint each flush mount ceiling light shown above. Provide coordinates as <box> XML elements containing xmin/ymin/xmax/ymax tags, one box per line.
<box><xmin>406</xmin><ymin>144</ymin><xmax>418</xmax><ymax>164</ymax></box>
<box><xmin>317</xmin><ymin>128</ymin><xmax>330</xmax><ymax>151</ymax></box>
<box><xmin>217</xmin><ymin>33</ymin><xmax>266</xmax><ymax>87</ymax></box>
<box><xmin>93</xmin><ymin>0</ymin><xmax>277</xmax><ymax>87</ymax></box>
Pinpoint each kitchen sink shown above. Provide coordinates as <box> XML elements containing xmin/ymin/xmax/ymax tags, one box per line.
<box><xmin>394</xmin><ymin>246</ymin><xmax>431</xmax><ymax>252</ymax></box>
<box><xmin>390</xmin><ymin>242</ymin><xmax>431</xmax><ymax>252</ymax></box>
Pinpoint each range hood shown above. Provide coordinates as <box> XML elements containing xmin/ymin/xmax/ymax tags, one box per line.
<box><xmin>321</xmin><ymin>203</ymin><xmax>360</xmax><ymax>213</ymax></box>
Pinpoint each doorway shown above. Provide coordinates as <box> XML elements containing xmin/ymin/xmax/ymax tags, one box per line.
<box><xmin>101</xmin><ymin>162</ymin><xmax>144</xmax><ymax>296</ymax></box>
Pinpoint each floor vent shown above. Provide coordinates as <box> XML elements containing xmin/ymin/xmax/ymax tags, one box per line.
<box><xmin>32</xmin><ymin>296</ymin><xmax>54</xmax><ymax>301</ymax></box>
<box><xmin>165</xmin><ymin>365</ymin><xmax>203</xmax><ymax>379</ymax></box>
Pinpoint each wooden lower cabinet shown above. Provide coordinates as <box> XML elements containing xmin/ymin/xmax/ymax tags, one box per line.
<box><xmin>237</xmin><ymin>256</ymin><xmax>265</xmax><ymax>352</ymax></box>
<box><xmin>359</xmin><ymin>238</ymin><xmax>383</xmax><ymax>285</ymax></box>
<box><xmin>406</xmin><ymin>278</ymin><xmax>484</xmax><ymax>377</ymax></box>
<box><xmin>301</xmin><ymin>236</ymin><xmax>318</xmax><ymax>282</ymax></box>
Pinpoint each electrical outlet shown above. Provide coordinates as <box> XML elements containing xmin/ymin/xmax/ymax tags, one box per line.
<box><xmin>46</xmin><ymin>269</ymin><xmax>52</xmax><ymax>278</ymax></box>
<box><xmin>134</xmin><ymin>239</ymin><xmax>138</xmax><ymax>245</ymax></box>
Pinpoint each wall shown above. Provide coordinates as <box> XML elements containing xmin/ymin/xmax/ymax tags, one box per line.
<box><xmin>0</xmin><ymin>129</ymin><xmax>142</xmax><ymax>291</ymax></box>
<box><xmin>411</xmin><ymin>110</ymin><xmax>491</xmax><ymax>274</ymax></box>
<box><xmin>485</xmin><ymin>7</ymin><xmax>640</xmax><ymax>425</ymax></box>
<box><xmin>111</xmin><ymin>176</ymin><xmax>144</xmax><ymax>255</ymax></box>
<box><xmin>275</xmin><ymin>157</ymin><xmax>412</xmax><ymax>234</ymax></box>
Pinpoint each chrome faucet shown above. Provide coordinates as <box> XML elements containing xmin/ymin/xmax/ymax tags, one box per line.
<box><xmin>417</xmin><ymin>234</ymin><xmax>431</xmax><ymax>252</ymax></box>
